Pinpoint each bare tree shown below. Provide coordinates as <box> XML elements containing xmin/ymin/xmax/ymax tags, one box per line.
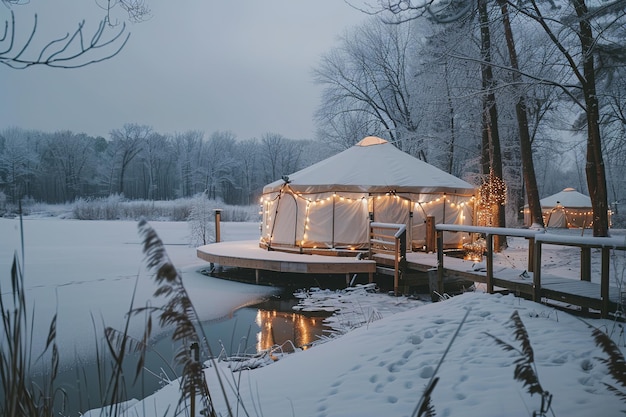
<box><xmin>1</xmin><ymin>0</ymin><xmax>149</xmax><ymax>69</ymax></box>
<box><xmin>0</xmin><ymin>127</ymin><xmax>38</xmax><ymax>203</ymax></box>
<box><xmin>234</xmin><ymin>138</ymin><xmax>261</xmax><ymax>205</ymax></box>
<box><xmin>109</xmin><ymin>123</ymin><xmax>151</xmax><ymax>196</ymax></box>
<box><xmin>260</xmin><ymin>133</ymin><xmax>305</xmax><ymax>184</ymax></box>
<box><xmin>139</xmin><ymin>132</ymin><xmax>174</xmax><ymax>200</ymax></box>
<box><xmin>201</xmin><ymin>131</ymin><xmax>238</xmax><ymax>201</ymax></box>
<box><xmin>314</xmin><ymin>18</ymin><xmax>426</xmax><ymax>153</ymax></box>
<box><xmin>40</xmin><ymin>131</ymin><xmax>98</xmax><ymax>201</ymax></box>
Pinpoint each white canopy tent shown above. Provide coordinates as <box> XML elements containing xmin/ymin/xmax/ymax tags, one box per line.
<box><xmin>524</xmin><ymin>188</ymin><xmax>594</xmax><ymax>228</ymax></box>
<box><xmin>260</xmin><ymin>137</ymin><xmax>477</xmax><ymax>252</ymax></box>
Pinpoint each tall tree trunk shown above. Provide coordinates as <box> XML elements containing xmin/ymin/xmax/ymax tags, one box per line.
<box><xmin>498</xmin><ymin>0</ymin><xmax>544</xmax><ymax>228</ymax></box>
<box><xmin>443</xmin><ymin>61</ymin><xmax>457</xmax><ymax>175</ymax></box>
<box><xmin>574</xmin><ymin>0</ymin><xmax>610</xmax><ymax>236</ymax></box>
<box><xmin>479</xmin><ymin>0</ymin><xmax>507</xmax><ymax>249</ymax></box>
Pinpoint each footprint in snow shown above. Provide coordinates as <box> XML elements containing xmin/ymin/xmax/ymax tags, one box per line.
<box><xmin>580</xmin><ymin>358</ymin><xmax>594</xmax><ymax>371</ymax></box>
<box><xmin>388</xmin><ymin>360</ymin><xmax>406</xmax><ymax>373</ymax></box>
<box><xmin>420</xmin><ymin>366</ymin><xmax>435</xmax><ymax>379</ymax></box>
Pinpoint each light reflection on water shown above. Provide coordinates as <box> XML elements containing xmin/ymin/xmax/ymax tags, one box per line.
<box><xmin>254</xmin><ymin>303</ymin><xmax>329</xmax><ymax>353</ymax></box>
<box><xmin>53</xmin><ymin>295</ymin><xmax>331</xmax><ymax>416</ymax></box>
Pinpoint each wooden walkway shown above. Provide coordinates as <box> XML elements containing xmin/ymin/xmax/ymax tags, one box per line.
<box><xmin>404</xmin><ymin>250</ymin><xmax>622</xmax><ymax>315</ymax></box>
<box><xmin>432</xmin><ymin>225</ymin><xmax>626</xmax><ymax>318</ymax></box>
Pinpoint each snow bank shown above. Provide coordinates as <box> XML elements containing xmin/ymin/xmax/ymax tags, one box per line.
<box><xmin>122</xmin><ymin>292</ymin><xmax>625</xmax><ymax>417</ymax></box>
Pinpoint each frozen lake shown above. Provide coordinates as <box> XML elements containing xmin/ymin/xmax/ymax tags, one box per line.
<box><xmin>0</xmin><ymin>217</ymin><xmax>283</xmax><ymax>413</ymax></box>
<box><xmin>0</xmin><ymin>218</ymin><xmax>278</xmax><ymax>358</ymax></box>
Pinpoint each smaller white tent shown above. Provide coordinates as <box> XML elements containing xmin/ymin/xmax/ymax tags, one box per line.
<box><xmin>525</xmin><ymin>188</ymin><xmax>593</xmax><ymax>228</ymax></box>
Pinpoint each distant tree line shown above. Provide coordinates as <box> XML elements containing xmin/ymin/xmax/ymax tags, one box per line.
<box><xmin>0</xmin><ymin>125</ymin><xmax>333</xmax><ymax>206</ymax></box>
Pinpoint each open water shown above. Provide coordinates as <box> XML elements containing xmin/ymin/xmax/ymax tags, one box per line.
<box><xmin>49</xmin><ymin>294</ymin><xmax>331</xmax><ymax>416</ymax></box>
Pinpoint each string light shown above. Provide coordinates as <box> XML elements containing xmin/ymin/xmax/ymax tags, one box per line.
<box><xmin>477</xmin><ymin>169</ymin><xmax>506</xmax><ymax>227</ymax></box>
<box><xmin>259</xmin><ymin>188</ymin><xmax>476</xmax><ymax>248</ymax></box>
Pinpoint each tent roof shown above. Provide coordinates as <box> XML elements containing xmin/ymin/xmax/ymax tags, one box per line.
<box><xmin>540</xmin><ymin>188</ymin><xmax>592</xmax><ymax>208</ymax></box>
<box><xmin>263</xmin><ymin>137</ymin><xmax>476</xmax><ymax>195</ymax></box>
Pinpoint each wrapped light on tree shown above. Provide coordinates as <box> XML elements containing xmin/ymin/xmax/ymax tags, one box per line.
<box><xmin>477</xmin><ymin>169</ymin><xmax>507</xmax><ymax>227</ymax></box>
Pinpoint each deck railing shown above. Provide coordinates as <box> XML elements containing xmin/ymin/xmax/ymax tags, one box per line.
<box><xmin>435</xmin><ymin>224</ymin><xmax>626</xmax><ymax>317</ymax></box>
<box><xmin>435</xmin><ymin>224</ymin><xmax>543</xmax><ymax>294</ymax></box>
<box><xmin>369</xmin><ymin>222</ymin><xmax>406</xmax><ymax>295</ymax></box>
<box><xmin>533</xmin><ymin>233</ymin><xmax>626</xmax><ymax>317</ymax></box>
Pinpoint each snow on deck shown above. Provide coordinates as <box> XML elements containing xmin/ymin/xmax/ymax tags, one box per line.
<box><xmin>197</xmin><ymin>240</ymin><xmax>376</xmax><ymax>274</ymax></box>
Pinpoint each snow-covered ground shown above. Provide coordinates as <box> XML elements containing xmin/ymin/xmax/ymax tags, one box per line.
<box><xmin>141</xmin><ymin>292</ymin><xmax>624</xmax><ymax>417</ymax></box>
<box><xmin>2</xmin><ymin>217</ymin><xmax>626</xmax><ymax>416</ymax></box>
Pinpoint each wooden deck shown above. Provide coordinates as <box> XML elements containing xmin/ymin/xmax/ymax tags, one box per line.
<box><xmin>197</xmin><ymin>240</ymin><xmax>376</xmax><ymax>285</ymax></box>
<box><xmin>196</xmin><ymin>228</ymin><xmax>625</xmax><ymax>318</ymax></box>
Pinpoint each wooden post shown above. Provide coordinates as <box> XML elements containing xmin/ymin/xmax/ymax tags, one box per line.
<box><xmin>486</xmin><ymin>234</ymin><xmax>494</xmax><ymax>294</ymax></box>
<box><xmin>214</xmin><ymin>209</ymin><xmax>222</xmax><ymax>243</ymax></box>
<box><xmin>581</xmin><ymin>247</ymin><xmax>591</xmax><ymax>282</ymax></box>
<box><xmin>436</xmin><ymin>230</ymin><xmax>444</xmax><ymax>296</ymax></box>
<box><xmin>601</xmin><ymin>247</ymin><xmax>610</xmax><ymax>318</ymax></box>
<box><xmin>532</xmin><ymin>241</ymin><xmax>542</xmax><ymax>302</ymax></box>
<box><xmin>190</xmin><ymin>342</ymin><xmax>199</xmax><ymax>417</ymax></box>
<box><xmin>394</xmin><ymin>235</ymin><xmax>400</xmax><ymax>296</ymax></box>
<box><xmin>368</xmin><ymin>221</ymin><xmax>373</xmax><ymax>260</ymax></box>
<box><xmin>527</xmin><ymin>238</ymin><xmax>535</xmax><ymax>273</ymax></box>
<box><xmin>425</xmin><ymin>216</ymin><xmax>436</xmax><ymax>252</ymax></box>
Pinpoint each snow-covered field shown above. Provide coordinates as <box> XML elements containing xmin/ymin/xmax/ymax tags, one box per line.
<box><xmin>2</xmin><ymin>217</ymin><xmax>626</xmax><ymax>416</ymax></box>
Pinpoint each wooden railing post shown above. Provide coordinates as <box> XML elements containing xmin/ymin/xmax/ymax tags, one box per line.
<box><xmin>393</xmin><ymin>227</ymin><xmax>406</xmax><ymax>296</ymax></box>
<box><xmin>527</xmin><ymin>238</ymin><xmax>535</xmax><ymax>272</ymax></box>
<box><xmin>533</xmin><ymin>240</ymin><xmax>542</xmax><ymax>302</ymax></box>
<box><xmin>425</xmin><ymin>216</ymin><xmax>436</xmax><ymax>252</ymax></box>
<box><xmin>601</xmin><ymin>247</ymin><xmax>610</xmax><ymax>318</ymax></box>
<box><xmin>436</xmin><ymin>230</ymin><xmax>444</xmax><ymax>296</ymax></box>
<box><xmin>581</xmin><ymin>247</ymin><xmax>591</xmax><ymax>282</ymax></box>
<box><xmin>214</xmin><ymin>209</ymin><xmax>222</xmax><ymax>243</ymax></box>
<box><xmin>368</xmin><ymin>221</ymin><xmax>373</xmax><ymax>260</ymax></box>
<box><xmin>486</xmin><ymin>234</ymin><xmax>494</xmax><ymax>294</ymax></box>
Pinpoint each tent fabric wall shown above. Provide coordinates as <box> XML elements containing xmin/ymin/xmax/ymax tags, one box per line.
<box><xmin>260</xmin><ymin>137</ymin><xmax>477</xmax><ymax>251</ymax></box>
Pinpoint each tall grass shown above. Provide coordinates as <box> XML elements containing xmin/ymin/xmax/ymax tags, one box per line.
<box><xmin>0</xmin><ymin>252</ymin><xmax>65</xmax><ymax>417</ymax></box>
<box><xmin>0</xmin><ymin>212</ymin><xmax>148</xmax><ymax>416</ymax></box>
<box><xmin>485</xmin><ymin>310</ymin><xmax>553</xmax><ymax>417</ymax></box>
<box><xmin>107</xmin><ymin>219</ymin><xmax>248</xmax><ymax>416</ymax></box>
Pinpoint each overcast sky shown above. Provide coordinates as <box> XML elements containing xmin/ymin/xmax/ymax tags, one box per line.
<box><xmin>1</xmin><ymin>1</ymin><xmax>369</xmax><ymax>140</ymax></box>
